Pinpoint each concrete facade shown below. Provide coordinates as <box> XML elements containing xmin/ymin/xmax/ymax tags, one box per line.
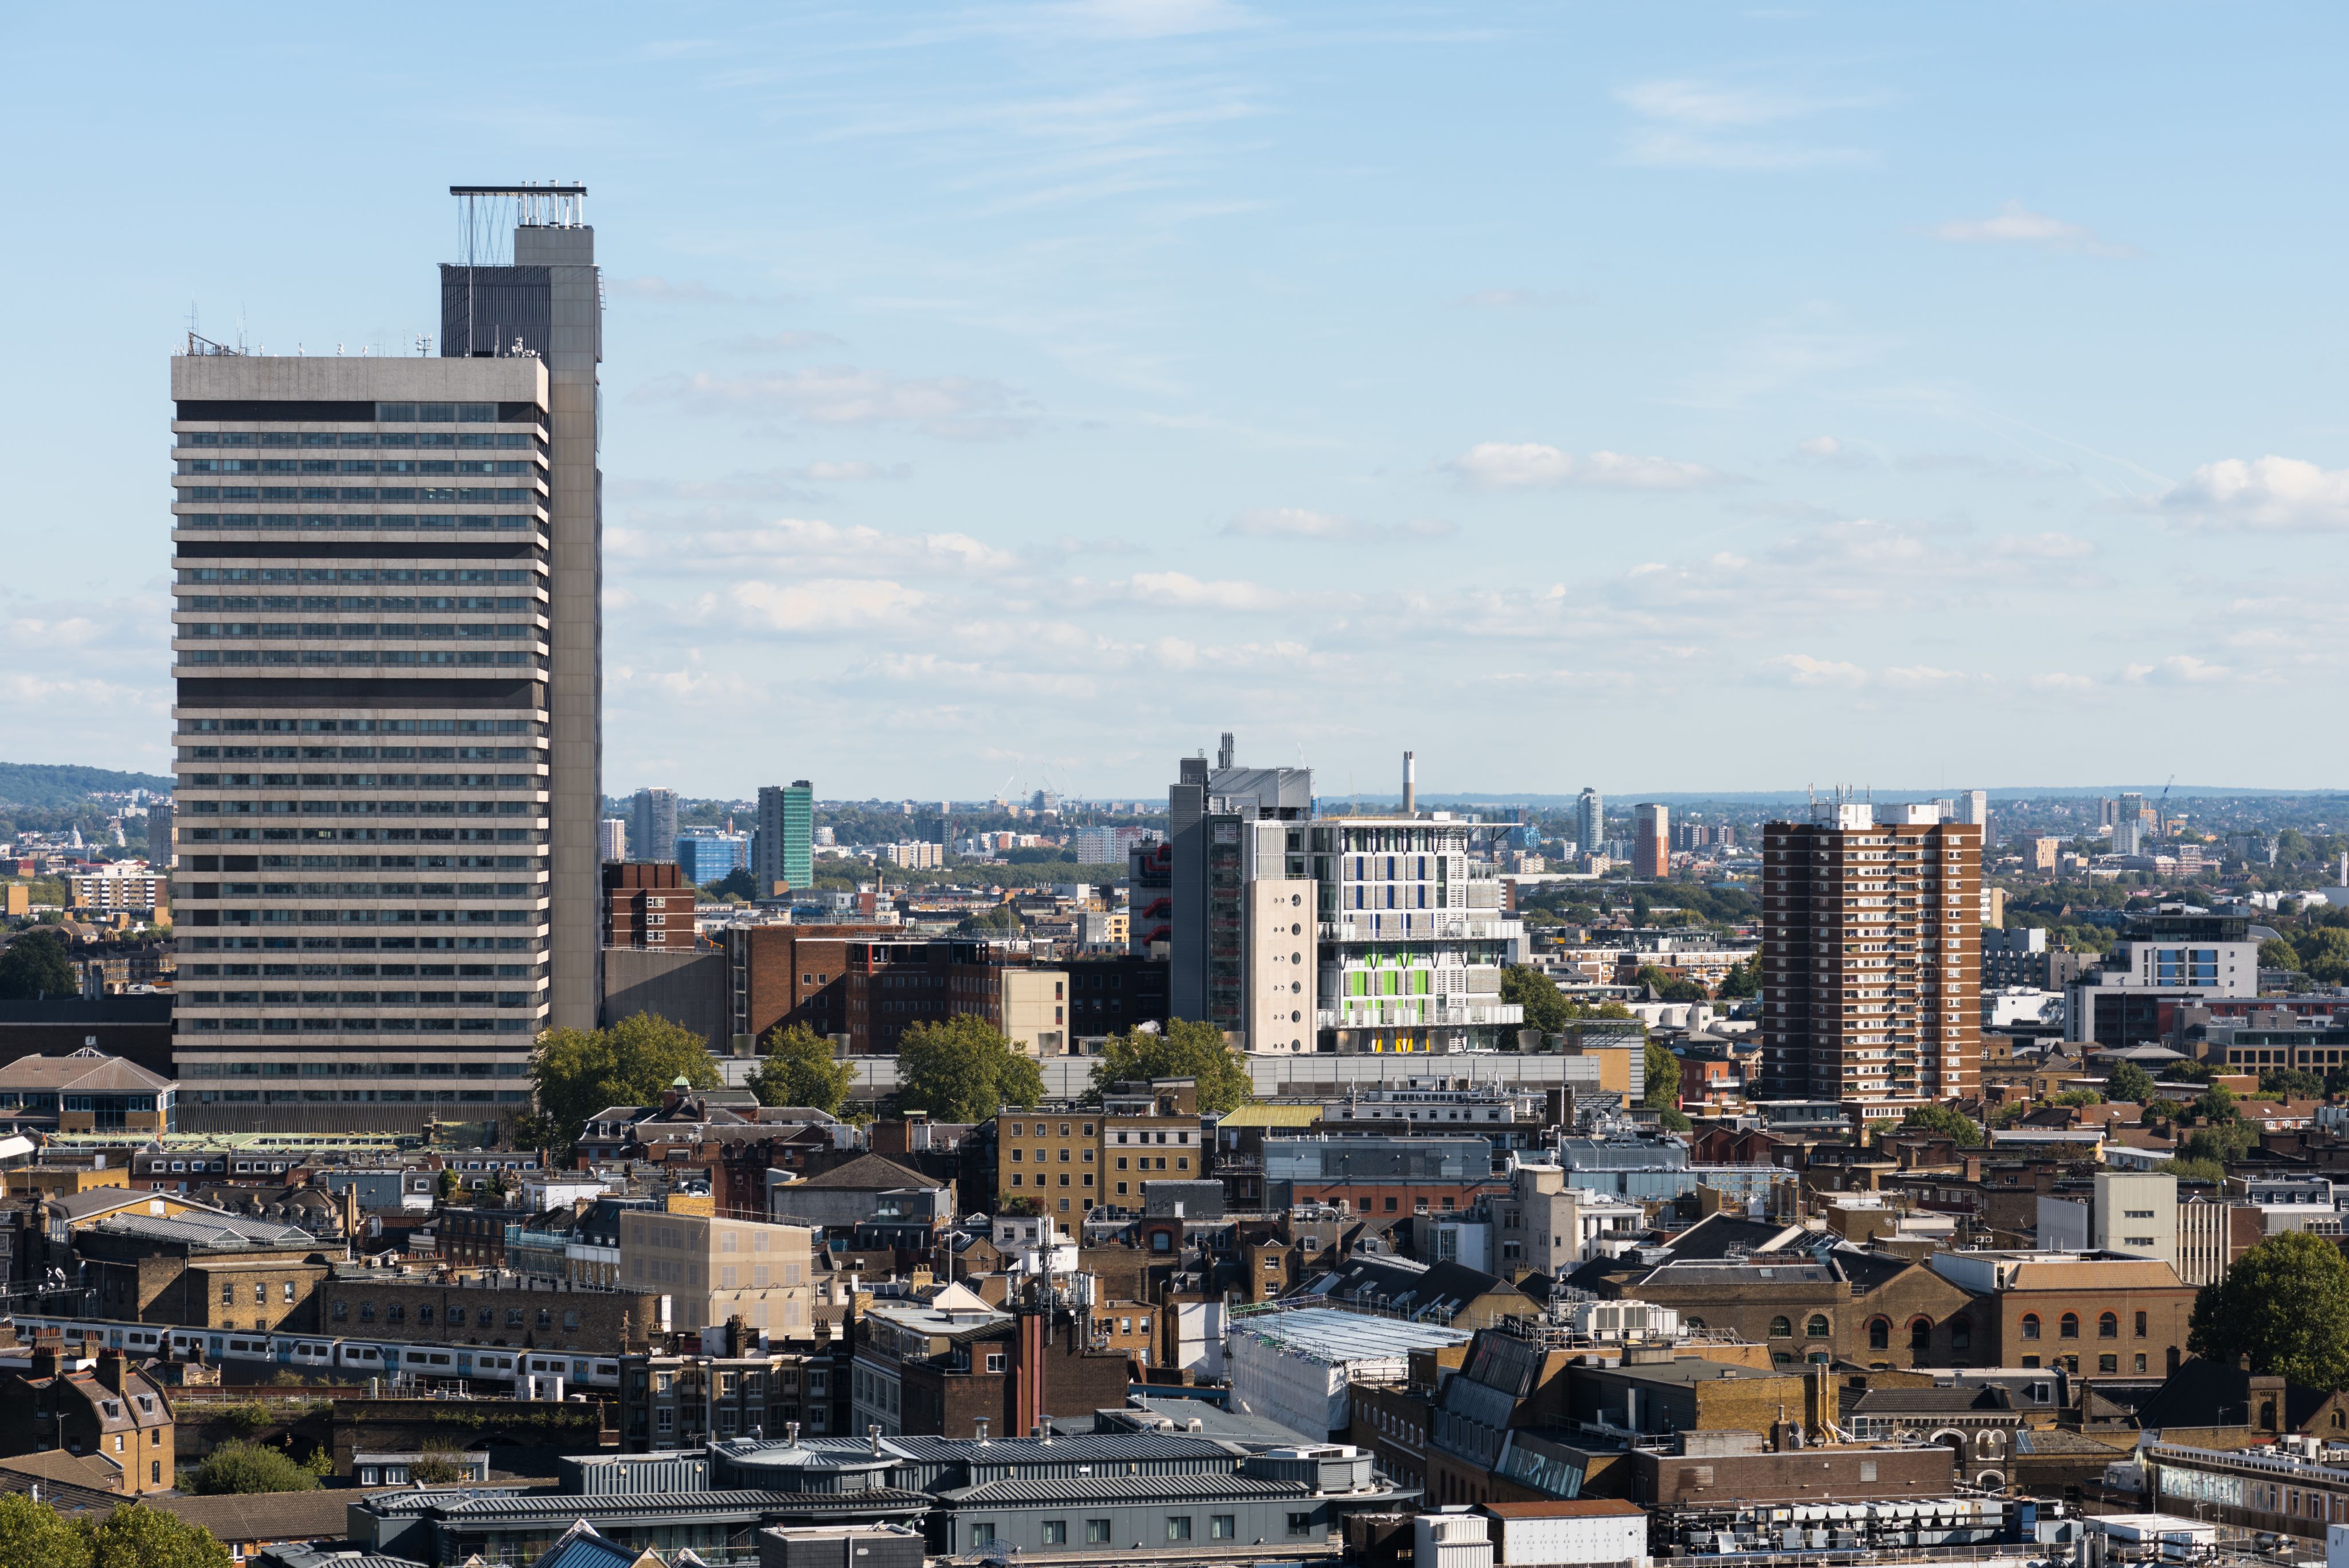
<box><xmin>169</xmin><ymin>348</ymin><xmax>556</xmax><ymax>1129</ymax></box>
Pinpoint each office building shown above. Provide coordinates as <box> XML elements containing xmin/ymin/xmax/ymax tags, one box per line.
<box><xmin>67</xmin><ymin>867</ymin><xmax>166</xmax><ymax>916</ymax></box>
<box><xmin>2036</xmin><ymin>1171</ymin><xmax>2180</xmax><ymax>1273</ymax></box>
<box><xmin>676</xmin><ymin>830</ymin><xmax>748</xmax><ymax>886</ymax></box>
<box><xmin>1630</xmin><ymin>803</ymin><xmax>1668</xmax><ymax>879</ymax></box>
<box><xmin>754</xmin><ymin>781</ymin><xmax>813</xmax><ymax>895</ymax></box>
<box><xmin>1165</xmin><ymin>733</ymin><xmax>1313</xmax><ymax>1032</ymax></box>
<box><xmin>604</xmin><ymin>863</ymin><xmax>697</xmax><ymax>951</ymax></box>
<box><xmin>840</xmin><ymin>938</ymin><xmax>1060</xmax><ymax>1055</ymax></box>
<box><xmin>2064</xmin><ymin>909</ymin><xmax>2261</xmax><ymax>1046</ymax></box>
<box><xmin>170</xmin><ymin>185</ymin><xmax>602</xmax><ymax>1126</ymax></box>
<box><xmin>147</xmin><ymin>802</ymin><xmax>174</xmax><ymax>869</ymax></box>
<box><xmin>1951</xmin><ymin>788</ymin><xmax>1991</xmax><ymax>847</ymax></box>
<box><xmin>1981</xmin><ymin>927</ymin><xmax>2085</xmax><ymax>992</ymax></box>
<box><xmin>1758</xmin><ymin>802</ymin><xmax>1982</xmax><ymax>1106</ymax></box>
<box><xmin>881</xmin><ymin>841</ymin><xmax>943</xmax><ymax>870</ymax></box>
<box><xmin>631</xmin><ymin>787</ymin><xmax>680</xmax><ymax>865</ymax></box>
<box><xmin>1129</xmin><ymin>839</ymin><xmax>1173</xmax><ymax>955</ymax></box>
<box><xmin>616</xmin><ymin>1210</ymin><xmax>814</xmax><ymax>1335</ymax></box>
<box><xmin>1576</xmin><ymin>787</ymin><xmax>1603</xmax><ymax>855</ymax></box>
<box><xmin>1310</xmin><ymin>812</ymin><xmax>1525</xmax><ymax>1054</ymax></box>
<box><xmin>598</xmin><ymin>816</ymin><xmax>627</xmax><ymax>863</ymax></box>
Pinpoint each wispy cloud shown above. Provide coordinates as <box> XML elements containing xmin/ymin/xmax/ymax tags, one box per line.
<box><xmin>1111</xmin><ymin>571</ymin><xmax>1292</xmax><ymax>611</ymax></box>
<box><xmin>1926</xmin><ymin>201</ymin><xmax>2136</xmax><ymax>258</ymax></box>
<box><xmin>2155</xmin><ymin>456</ymin><xmax>2349</xmax><ymax>533</ymax></box>
<box><xmin>1221</xmin><ymin>508</ymin><xmax>1455</xmax><ymax>543</ymax></box>
<box><xmin>1614</xmin><ymin>77</ymin><xmax>1880</xmax><ymax>170</ymax></box>
<box><xmin>1766</xmin><ymin>653</ymin><xmax>1870</xmax><ymax>687</ymax></box>
<box><xmin>2124</xmin><ymin>654</ymin><xmax>2229</xmax><ymax>685</ymax></box>
<box><xmin>636</xmin><ymin>366</ymin><xmax>1033</xmax><ymax>439</ymax></box>
<box><xmin>1445</xmin><ymin>442</ymin><xmax>1724</xmax><ymax>491</ymax></box>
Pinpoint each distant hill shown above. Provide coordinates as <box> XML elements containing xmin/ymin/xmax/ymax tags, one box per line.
<box><xmin>0</xmin><ymin>763</ymin><xmax>175</xmax><ymax>810</ymax></box>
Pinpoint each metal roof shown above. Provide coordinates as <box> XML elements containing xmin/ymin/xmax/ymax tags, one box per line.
<box><xmin>934</xmin><ymin>1473</ymin><xmax>1310</xmax><ymax>1507</ymax></box>
<box><xmin>87</xmin><ymin>1211</ymin><xmax>318</xmax><ymax>1249</ymax></box>
<box><xmin>416</xmin><ymin>1488</ymin><xmax>929</xmax><ymax>1521</ymax></box>
<box><xmin>1227</xmin><ymin>1306</ymin><xmax>1472</xmax><ymax>1362</ymax></box>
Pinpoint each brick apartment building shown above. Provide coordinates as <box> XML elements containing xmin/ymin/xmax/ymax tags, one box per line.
<box><xmin>723</xmin><ymin>923</ymin><xmax>902</xmax><ymax>1049</ymax></box>
<box><xmin>603</xmin><ymin>863</ymin><xmax>697</xmax><ymax>951</ymax></box>
<box><xmin>1760</xmin><ymin>803</ymin><xmax>1982</xmax><ymax>1106</ymax></box>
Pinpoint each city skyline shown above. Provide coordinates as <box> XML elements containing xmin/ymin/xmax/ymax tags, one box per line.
<box><xmin>11</xmin><ymin>5</ymin><xmax>2349</xmax><ymax>797</ymax></box>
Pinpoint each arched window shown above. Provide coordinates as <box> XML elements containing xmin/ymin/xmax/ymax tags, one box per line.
<box><xmin>1910</xmin><ymin>1318</ymin><xmax>1933</xmax><ymax>1354</ymax></box>
<box><xmin>2020</xmin><ymin>1314</ymin><xmax>2040</xmax><ymax>1341</ymax></box>
<box><xmin>2060</xmin><ymin>1313</ymin><xmax>2080</xmax><ymax>1339</ymax></box>
<box><xmin>1868</xmin><ymin>1317</ymin><xmax>1891</xmax><ymax>1351</ymax></box>
<box><xmin>1770</xmin><ymin>1316</ymin><xmax>1793</xmax><ymax>1339</ymax></box>
<box><xmin>1806</xmin><ymin>1315</ymin><xmax>1830</xmax><ymax>1339</ymax></box>
<box><xmin>2098</xmin><ymin>1312</ymin><xmax>2118</xmax><ymax>1340</ymax></box>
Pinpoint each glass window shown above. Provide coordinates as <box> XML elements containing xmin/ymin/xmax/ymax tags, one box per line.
<box><xmin>1166</xmin><ymin>1517</ymin><xmax>1192</xmax><ymax>1542</ymax></box>
<box><xmin>1212</xmin><ymin>1515</ymin><xmax>1236</xmax><ymax>1539</ymax></box>
<box><xmin>970</xmin><ymin>1524</ymin><xmax>996</xmax><ymax>1548</ymax></box>
<box><xmin>2020</xmin><ymin>1314</ymin><xmax>2040</xmax><ymax>1341</ymax></box>
<box><xmin>1042</xmin><ymin>1522</ymin><xmax>1067</xmax><ymax>1544</ymax></box>
<box><xmin>1086</xmin><ymin>1521</ymin><xmax>1112</xmax><ymax>1544</ymax></box>
<box><xmin>2060</xmin><ymin>1313</ymin><xmax>2079</xmax><ymax>1339</ymax></box>
<box><xmin>1288</xmin><ymin>1512</ymin><xmax>1314</xmax><ymax>1537</ymax></box>
<box><xmin>2098</xmin><ymin>1312</ymin><xmax>2118</xmax><ymax>1339</ymax></box>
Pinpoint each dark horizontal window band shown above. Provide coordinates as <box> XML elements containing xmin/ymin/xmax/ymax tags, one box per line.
<box><xmin>175</xmin><ymin>400</ymin><xmax>544</xmax><ymax>422</ymax></box>
<box><xmin>176</xmin><ymin>676</ymin><xmax>545</xmax><ymax>707</ymax></box>
<box><xmin>177</xmin><ymin>540</ymin><xmax>543</xmax><ymax>561</ymax></box>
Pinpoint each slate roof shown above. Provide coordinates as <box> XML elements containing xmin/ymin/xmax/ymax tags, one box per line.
<box><xmin>1304</xmin><ymin>1255</ymin><xmax>1530</xmax><ymax>1321</ymax></box>
<box><xmin>932</xmin><ymin>1473</ymin><xmax>1310</xmax><ymax>1506</ymax></box>
<box><xmin>86</xmin><ymin>1211</ymin><xmax>318</xmax><ymax>1250</ymax></box>
<box><xmin>790</xmin><ymin>1154</ymin><xmax>935</xmax><ymax>1191</ymax></box>
<box><xmin>2132</xmin><ymin>1356</ymin><xmax>2331</xmax><ymax>1433</ymax></box>
<box><xmin>1843</xmin><ymin>1385</ymin><xmax>2014</xmax><ymax>1417</ymax></box>
<box><xmin>157</xmin><ymin>1488</ymin><xmax>373</xmax><ymax>1545</ymax></box>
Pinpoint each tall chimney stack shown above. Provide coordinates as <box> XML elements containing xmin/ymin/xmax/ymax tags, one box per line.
<box><xmin>1402</xmin><ymin>751</ymin><xmax>1417</xmax><ymax>816</ymax></box>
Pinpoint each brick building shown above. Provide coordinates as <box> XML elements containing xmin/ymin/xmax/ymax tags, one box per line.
<box><xmin>1629</xmin><ymin>1439</ymin><xmax>1955</xmax><ymax>1507</ymax></box>
<box><xmin>321</xmin><ymin>1270</ymin><xmax>663</xmax><ymax>1351</ymax></box>
<box><xmin>603</xmin><ymin>862</ymin><xmax>697</xmax><ymax>951</ymax></box>
<box><xmin>0</xmin><ymin>1346</ymin><xmax>177</xmax><ymax>1495</ymax></box>
<box><xmin>724</xmin><ymin>923</ymin><xmax>902</xmax><ymax>1050</ymax></box>
<box><xmin>1926</xmin><ymin>1251</ymin><xmax>2195</xmax><ymax>1380</ymax></box>
<box><xmin>844</xmin><ymin>938</ymin><xmax>1062</xmax><ymax>1055</ymax></box>
<box><xmin>73</xmin><ymin>1213</ymin><xmax>332</xmax><ymax>1333</ymax></box>
<box><xmin>1759</xmin><ymin>804</ymin><xmax>1982</xmax><ymax>1105</ymax></box>
<box><xmin>618</xmin><ymin>1319</ymin><xmax>846</xmax><ymax>1450</ymax></box>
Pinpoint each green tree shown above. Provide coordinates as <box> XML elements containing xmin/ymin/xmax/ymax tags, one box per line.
<box><xmin>507</xmin><ymin>1110</ymin><xmax>563</xmax><ymax>1153</ymax></box>
<box><xmin>2187</xmin><ymin>1229</ymin><xmax>2349</xmax><ymax>1390</ymax></box>
<box><xmin>405</xmin><ymin>1442</ymin><xmax>471</xmax><ymax>1485</ymax></box>
<box><xmin>436</xmin><ymin>1168</ymin><xmax>461</xmax><ymax>1204</ymax></box>
<box><xmin>1900</xmin><ymin>1103</ymin><xmax>1987</xmax><ymax>1145</ymax></box>
<box><xmin>2051</xmin><ymin>1088</ymin><xmax>2105</xmax><ymax>1107</ymax></box>
<box><xmin>2167</xmin><ymin>1156</ymin><xmax>2225</xmax><ymax>1184</ymax></box>
<box><xmin>747</xmin><ymin>1022</ymin><xmax>856</xmax><ymax>1114</ymax></box>
<box><xmin>705</xmin><ymin>867</ymin><xmax>759</xmax><ymax>900</ymax></box>
<box><xmin>1629</xmin><ymin>894</ymin><xmax>1653</xmax><ymax>926</ymax></box>
<box><xmin>2106</xmin><ymin>1060</ymin><xmax>2156</xmax><ymax>1104</ymax></box>
<box><xmin>1092</xmin><ymin>1019</ymin><xmax>1254</xmax><ymax>1114</ymax></box>
<box><xmin>895</xmin><ymin>1015</ymin><xmax>1044</xmax><ymax>1123</ymax></box>
<box><xmin>88</xmin><ymin>1504</ymin><xmax>232</xmax><ymax>1568</ymax></box>
<box><xmin>2260</xmin><ymin>1066</ymin><xmax>2328</xmax><ymax>1101</ymax></box>
<box><xmin>1633</xmin><ymin>964</ymin><xmax>1708</xmax><ymax>1003</ymax></box>
<box><xmin>2300</xmin><ymin>928</ymin><xmax>2349</xmax><ymax>985</ymax></box>
<box><xmin>2261</xmin><ymin>936</ymin><xmax>2306</xmax><ymax>973</ymax></box>
<box><xmin>0</xmin><ymin>928</ymin><xmax>75</xmax><ymax>1000</ymax></box>
<box><xmin>2183</xmin><ymin>1119</ymin><xmax>2256</xmax><ymax>1166</ymax></box>
<box><xmin>2194</xmin><ymin>1084</ymin><xmax>2239</xmax><ymax>1124</ymax></box>
<box><xmin>957</xmin><ymin>903</ymin><xmax>1023</xmax><ymax>935</ymax></box>
<box><xmin>1499</xmin><ymin>965</ymin><xmax>1571</xmax><ymax>1036</ymax></box>
<box><xmin>1642</xmin><ymin>1039</ymin><xmax>1681</xmax><ymax>1112</ymax></box>
<box><xmin>532</xmin><ymin>1011</ymin><xmax>720</xmax><ymax>1153</ymax></box>
<box><xmin>1715</xmin><ymin>957</ymin><xmax>1761</xmax><ymax>1000</ymax></box>
<box><xmin>0</xmin><ymin>1490</ymin><xmax>92</xmax><ymax>1568</ymax></box>
<box><xmin>1656</xmin><ymin>1106</ymin><xmax>1694</xmax><ymax>1132</ymax></box>
<box><xmin>189</xmin><ymin>1439</ymin><xmax>320</xmax><ymax>1495</ymax></box>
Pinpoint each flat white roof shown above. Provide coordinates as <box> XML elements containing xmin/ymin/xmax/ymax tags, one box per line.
<box><xmin>1229</xmin><ymin>1306</ymin><xmax>1472</xmax><ymax>1362</ymax></box>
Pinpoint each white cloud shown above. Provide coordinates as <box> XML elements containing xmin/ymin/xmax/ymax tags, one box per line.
<box><xmin>1797</xmin><ymin>436</ymin><xmax>1841</xmax><ymax>458</ymax></box>
<box><xmin>1882</xmin><ymin>665</ymin><xmax>1973</xmax><ymax>685</ymax></box>
<box><xmin>1927</xmin><ymin>201</ymin><xmax>2135</xmax><ymax>258</ymax></box>
<box><xmin>621</xmin><ymin>517</ymin><xmax>1016</xmax><ymax>577</ymax></box>
<box><xmin>2028</xmin><ymin>672</ymin><xmax>2095</xmax><ymax>691</ymax></box>
<box><xmin>2156</xmin><ymin>456</ymin><xmax>2349</xmax><ymax>533</ymax></box>
<box><xmin>2124</xmin><ymin>655</ymin><xmax>2229</xmax><ymax>685</ymax></box>
<box><xmin>1445</xmin><ymin>442</ymin><xmax>1722</xmax><ymax>490</ymax></box>
<box><xmin>1766</xmin><ymin>653</ymin><xmax>1870</xmax><ymax>687</ymax></box>
<box><xmin>638</xmin><ymin>366</ymin><xmax>1031</xmax><ymax>439</ymax></box>
<box><xmin>703</xmin><ymin>578</ymin><xmax>929</xmax><ymax>632</ymax></box>
<box><xmin>1615</xmin><ymin>77</ymin><xmax>1877</xmax><ymax>170</ymax></box>
<box><xmin>1992</xmin><ymin>532</ymin><xmax>2095</xmax><ymax>560</ymax></box>
<box><xmin>1114</xmin><ymin>571</ymin><xmax>1289</xmax><ymax>610</ymax></box>
<box><xmin>1048</xmin><ymin>0</ymin><xmax>1255</xmax><ymax>37</ymax></box>
<box><xmin>1222</xmin><ymin>508</ymin><xmax>1455</xmax><ymax>542</ymax></box>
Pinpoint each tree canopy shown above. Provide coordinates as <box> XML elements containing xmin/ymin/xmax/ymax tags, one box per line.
<box><xmin>0</xmin><ymin>929</ymin><xmax>75</xmax><ymax>1001</ymax></box>
<box><xmin>2188</xmin><ymin>1229</ymin><xmax>2349</xmax><ymax>1390</ymax></box>
<box><xmin>747</xmin><ymin>1022</ymin><xmax>856</xmax><ymax>1114</ymax></box>
<box><xmin>1715</xmin><ymin>956</ymin><xmax>1761</xmax><ymax>999</ymax></box>
<box><xmin>3</xmin><ymin>1499</ymin><xmax>239</xmax><ymax>1568</ymax></box>
<box><xmin>1899</xmin><ymin>1102</ymin><xmax>1986</xmax><ymax>1146</ymax></box>
<box><xmin>895</xmin><ymin>1015</ymin><xmax>1044</xmax><ymax>1123</ymax></box>
<box><xmin>532</xmin><ymin>1012</ymin><xmax>720</xmax><ymax>1151</ymax></box>
<box><xmin>1642</xmin><ymin>1040</ymin><xmax>1681</xmax><ymax>1112</ymax></box>
<box><xmin>2105</xmin><ymin>1060</ymin><xmax>2156</xmax><ymax>1104</ymax></box>
<box><xmin>188</xmin><ymin>1439</ymin><xmax>320</xmax><ymax>1495</ymax></box>
<box><xmin>1500</xmin><ymin>965</ymin><xmax>1571</xmax><ymax>1035</ymax></box>
<box><xmin>1091</xmin><ymin>1019</ymin><xmax>1254</xmax><ymax>1114</ymax></box>
<box><xmin>1632</xmin><ymin>964</ymin><xmax>1708</xmax><ymax>1003</ymax></box>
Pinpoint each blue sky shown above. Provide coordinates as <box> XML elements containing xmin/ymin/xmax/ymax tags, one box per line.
<box><xmin>7</xmin><ymin>2</ymin><xmax>2348</xmax><ymax>801</ymax></box>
